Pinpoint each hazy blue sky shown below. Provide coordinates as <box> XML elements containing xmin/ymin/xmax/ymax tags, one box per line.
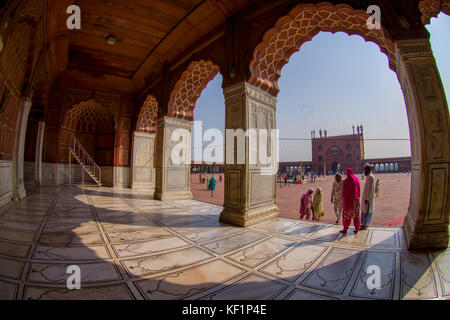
<box><xmin>192</xmin><ymin>13</ymin><xmax>450</xmax><ymax>162</ymax></box>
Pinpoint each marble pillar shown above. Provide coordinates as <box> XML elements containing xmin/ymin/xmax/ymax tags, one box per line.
<box><xmin>154</xmin><ymin>117</ymin><xmax>193</xmax><ymax>200</ymax></box>
<box><xmin>34</xmin><ymin>121</ymin><xmax>45</xmax><ymax>184</ymax></box>
<box><xmin>131</xmin><ymin>131</ymin><xmax>156</xmax><ymax>193</ymax></box>
<box><xmin>396</xmin><ymin>39</ymin><xmax>450</xmax><ymax>250</ymax></box>
<box><xmin>219</xmin><ymin>82</ymin><xmax>279</xmax><ymax>227</ymax></box>
<box><xmin>12</xmin><ymin>97</ymin><xmax>32</xmax><ymax>200</ymax></box>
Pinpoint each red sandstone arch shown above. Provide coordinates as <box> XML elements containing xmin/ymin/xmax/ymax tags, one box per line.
<box><xmin>136</xmin><ymin>95</ymin><xmax>158</xmax><ymax>133</ymax></box>
<box><xmin>419</xmin><ymin>0</ymin><xmax>450</xmax><ymax>25</ymax></box>
<box><xmin>58</xmin><ymin>99</ymin><xmax>115</xmax><ymax>162</ymax></box>
<box><xmin>248</xmin><ymin>2</ymin><xmax>396</xmax><ymax>96</ymax></box>
<box><xmin>167</xmin><ymin>60</ymin><xmax>220</xmax><ymax>120</ymax></box>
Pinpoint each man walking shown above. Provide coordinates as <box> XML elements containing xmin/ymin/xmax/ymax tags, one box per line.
<box><xmin>360</xmin><ymin>163</ymin><xmax>375</xmax><ymax>230</ymax></box>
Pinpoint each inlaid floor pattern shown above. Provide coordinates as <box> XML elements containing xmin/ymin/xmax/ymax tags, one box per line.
<box><xmin>0</xmin><ymin>186</ymin><xmax>448</xmax><ymax>300</ymax></box>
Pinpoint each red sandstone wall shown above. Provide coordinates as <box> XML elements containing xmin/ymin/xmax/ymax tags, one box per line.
<box><xmin>312</xmin><ymin>133</ymin><xmax>365</xmax><ymax>173</ymax></box>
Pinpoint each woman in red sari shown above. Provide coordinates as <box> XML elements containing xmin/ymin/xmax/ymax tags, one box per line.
<box><xmin>340</xmin><ymin>168</ymin><xmax>361</xmax><ymax>234</ymax></box>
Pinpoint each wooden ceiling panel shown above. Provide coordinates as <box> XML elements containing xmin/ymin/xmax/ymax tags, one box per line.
<box><xmin>71</xmin><ymin>25</ymin><xmax>160</xmax><ymax>51</ymax></box>
<box><xmin>79</xmin><ymin>1</ymin><xmax>176</xmax><ymax>35</ymax></box>
<box><xmin>68</xmin><ymin>45</ymin><xmax>140</xmax><ymax>77</ymax></box>
<box><xmin>52</xmin><ymin>0</ymin><xmax>261</xmax><ymax>86</ymax></box>
<box><xmin>67</xmin><ymin>0</ymin><xmax>203</xmax><ymax>77</ymax></box>
<box><xmin>69</xmin><ymin>32</ymin><xmax>148</xmax><ymax>60</ymax></box>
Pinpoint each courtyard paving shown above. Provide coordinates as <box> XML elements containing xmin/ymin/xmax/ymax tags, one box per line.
<box><xmin>191</xmin><ymin>173</ymin><xmax>411</xmax><ymax>227</ymax></box>
<box><xmin>0</xmin><ymin>185</ymin><xmax>448</xmax><ymax>300</ymax></box>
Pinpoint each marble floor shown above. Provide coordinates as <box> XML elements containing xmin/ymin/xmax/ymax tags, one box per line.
<box><xmin>0</xmin><ymin>185</ymin><xmax>448</xmax><ymax>300</ymax></box>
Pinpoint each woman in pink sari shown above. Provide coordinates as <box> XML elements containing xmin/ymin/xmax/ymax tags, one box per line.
<box><xmin>340</xmin><ymin>168</ymin><xmax>361</xmax><ymax>233</ymax></box>
<box><xmin>299</xmin><ymin>188</ymin><xmax>314</xmax><ymax>220</ymax></box>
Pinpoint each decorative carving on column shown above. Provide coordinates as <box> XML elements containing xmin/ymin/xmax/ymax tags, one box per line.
<box><xmin>396</xmin><ymin>38</ymin><xmax>449</xmax><ymax>250</ymax></box>
<box><xmin>34</xmin><ymin>121</ymin><xmax>45</xmax><ymax>184</ymax></box>
<box><xmin>154</xmin><ymin>117</ymin><xmax>193</xmax><ymax>201</ymax></box>
<box><xmin>12</xmin><ymin>97</ymin><xmax>32</xmax><ymax>200</ymax></box>
<box><xmin>220</xmin><ymin>82</ymin><xmax>279</xmax><ymax>227</ymax></box>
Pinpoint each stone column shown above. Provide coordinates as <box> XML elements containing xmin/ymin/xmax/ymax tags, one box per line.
<box><xmin>131</xmin><ymin>131</ymin><xmax>156</xmax><ymax>193</ymax></box>
<box><xmin>12</xmin><ymin>97</ymin><xmax>32</xmax><ymax>200</ymax></box>
<box><xmin>396</xmin><ymin>39</ymin><xmax>449</xmax><ymax>250</ymax></box>
<box><xmin>219</xmin><ymin>82</ymin><xmax>279</xmax><ymax>227</ymax></box>
<box><xmin>154</xmin><ymin>117</ymin><xmax>193</xmax><ymax>200</ymax></box>
<box><xmin>34</xmin><ymin>121</ymin><xmax>45</xmax><ymax>184</ymax></box>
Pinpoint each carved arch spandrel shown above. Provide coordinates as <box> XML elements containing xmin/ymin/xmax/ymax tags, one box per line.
<box><xmin>136</xmin><ymin>95</ymin><xmax>158</xmax><ymax>133</ymax></box>
<box><xmin>248</xmin><ymin>2</ymin><xmax>396</xmax><ymax>96</ymax></box>
<box><xmin>419</xmin><ymin>0</ymin><xmax>450</xmax><ymax>25</ymax></box>
<box><xmin>167</xmin><ymin>60</ymin><xmax>220</xmax><ymax>121</ymax></box>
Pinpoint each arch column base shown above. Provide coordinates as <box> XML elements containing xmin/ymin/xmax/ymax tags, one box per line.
<box><xmin>220</xmin><ymin>204</ymin><xmax>279</xmax><ymax>227</ymax></box>
<box><xmin>403</xmin><ymin>215</ymin><xmax>449</xmax><ymax>250</ymax></box>
<box><xmin>154</xmin><ymin>189</ymin><xmax>193</xmax><ymax>201</ymax></box>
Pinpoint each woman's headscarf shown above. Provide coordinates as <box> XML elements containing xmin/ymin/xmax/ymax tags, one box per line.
<box><xmin>342</xmin><ymin>168</ymin><xmax>360</xmax><ymax>212</ymax></box>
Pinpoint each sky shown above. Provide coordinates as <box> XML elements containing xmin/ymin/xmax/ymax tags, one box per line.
<box><xmin>192</xmin><ymin>13</ymin><xmax>450</xmax><ymax>162</ymax></box>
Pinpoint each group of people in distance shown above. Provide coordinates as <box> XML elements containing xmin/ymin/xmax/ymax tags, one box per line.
<box><xmin>299</xmin><ymin>163</ymin><xmax>379</xmax><ymax>233</ymax></box>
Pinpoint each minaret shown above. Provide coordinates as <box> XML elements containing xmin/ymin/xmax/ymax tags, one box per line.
<box><xmin>352</xmin><ymin>125</ymin><xmax>355</xmax><ymax>135</ymax></box>
<box><xmin>319</xmin><ymin>129</ymin><xmax>322</xmax><ymax>138</ymax></box>
<box><xmin>324</xmin><ymin>130</ymin><xmax>327</xmax><ymax>138</ymax></box>
<box><xmin>360</xmin><ymin>125</ymin><xmax>364</xmax><ymax>136</ymax></box>
<box><xmin>357</xmin><ymin>125</ymin><xmax>360</xmax><ymax>135</ymax></box>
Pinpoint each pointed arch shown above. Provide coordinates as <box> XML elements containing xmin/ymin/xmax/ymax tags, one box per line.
<box><xmin>59</xmin><ymin>99</ymin><xmax>115</xmax><ymax>163</ymax></box>
<box><xmin>136</xmin><ymin>95</ymin><xmax>158</xmax><ymax>133</ymax></box>
<box><xmin>61</xmin><ymin>99</ymin><xmax>114</xmax><ymax>131</ymax></box>
<box><xmin>419</xmin><ymin>0</ymin><xmax>450</xmax><ymax>25</ymax></box>
<box><xmin>248</xmin><ymin>2</ymin><xmax>396</xmax><ymax>96</ymax></box>
<box><xmin>167</xmin><ymin>60</ymin><xmax>220</xmax><ymax>120</ymax></box>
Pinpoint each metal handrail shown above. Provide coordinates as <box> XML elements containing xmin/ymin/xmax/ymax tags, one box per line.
<box><xmin>69</xmin><ymin>134</ymin><xmax>102</xmax><ymax>186</ymax></box>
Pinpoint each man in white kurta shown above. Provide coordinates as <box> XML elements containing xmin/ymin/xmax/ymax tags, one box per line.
<box><xmin>360</xmin><ymin>163</ymin><xmax>375</xmax><ymax>230</ymax></box>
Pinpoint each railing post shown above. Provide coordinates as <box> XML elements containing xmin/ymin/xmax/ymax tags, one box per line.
<box><xmin>68</xmin><ymin>150</ymin><xmax>71</xmax><ymax>185</ymax></box>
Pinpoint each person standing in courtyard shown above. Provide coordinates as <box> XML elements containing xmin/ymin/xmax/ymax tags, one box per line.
<box><xmin>208</xmin><ymin>176</ymin><xmax>216</xmax><ymax>193</ymax></box>
<box><xmin>284</xmin><ymin>174</ymin><xmax>288</xmax><ymax>186</ymax></box>
<box><xmin>331</xmin><ymin>173</ymin><xmax>344</xmax><ymax>224</ymax></box>
<box><xmin>340</xmin><ymin>168</ymin><xmax>361</xmax><ymax>234</ymax></box>
<box><xmin>299</xmin><ymin>188</ymin><xmax>314</xmax><ymax>220</ymax></box>
<box><xmin>312</xmin><ymin>188</ymin><xmax>325</xmax><ymax>221</ymax></box>
<box><xmin>360</xmin><ymin>164</ymin><xmax>375</xmax><ymax>230</ymax></box>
